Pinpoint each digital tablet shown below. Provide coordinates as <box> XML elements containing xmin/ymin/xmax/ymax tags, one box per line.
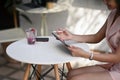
<box><xmin>52</xmin><ymin>32</ymin><xmax>69</xmax><ymax>47</ymax></box>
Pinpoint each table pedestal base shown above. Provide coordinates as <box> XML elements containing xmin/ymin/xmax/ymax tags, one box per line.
<box><xmin>40</xmin><ymin>14</ymin><xmax>48</xmax><ymax>36</ymax></box>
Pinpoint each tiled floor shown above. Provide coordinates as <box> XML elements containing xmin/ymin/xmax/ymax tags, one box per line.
<box><xmin>0</xmin><ymin>54</ymin><xmax>67</xmax><ymax>80</ymax></box>
<box><xmin>0</xmin><ymin>56</ymin><xmax>57</xmax><ymax>80</ymax></box>
<box><xmin>0</xmin><ymin>55</ymin><xmax>25</xmax><ymax>80</ymax></box>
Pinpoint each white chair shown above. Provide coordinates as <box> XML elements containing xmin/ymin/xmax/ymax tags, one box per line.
<box><xmin>0</xmin><ymin>4</ymin><xmax>25</xmax><ymax>62</ymax></box>
<box><xmin>0</xmin><ymin>28</ymin><xmax>25</xmax><ymax>43</ymax></box>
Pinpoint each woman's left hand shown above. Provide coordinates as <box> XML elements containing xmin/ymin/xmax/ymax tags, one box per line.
<box><xmin>68</xmin><ymin>46</ymin><xmax>89</xmax><ymax>58</ymax></box>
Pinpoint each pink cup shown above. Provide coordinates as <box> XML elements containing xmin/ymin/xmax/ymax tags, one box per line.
<box><xmin>26</xmin><ymin>29</ymin><xmax>36</xmax><ymax>45</ymax></box>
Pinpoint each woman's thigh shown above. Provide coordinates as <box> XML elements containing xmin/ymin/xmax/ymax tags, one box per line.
<box><xmin>67</xmin><ymin>65</ymin><xmax>106</xmax><ymax>78</ymax></box>
<box><xmin>68</xmin><ymin>71</ymin><xmax>112</xmax><ymax>80</ymax></box>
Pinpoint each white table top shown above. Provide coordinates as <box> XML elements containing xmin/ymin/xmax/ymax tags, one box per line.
<box><xmin>6</xmin><ymin>36</ymin><xmax>89</xmax><ymax>65</ymax></box>
<box><xmin>16</xmin><ymin>3</ymin><xmax>69</xmax><ymax>14</ymax></box>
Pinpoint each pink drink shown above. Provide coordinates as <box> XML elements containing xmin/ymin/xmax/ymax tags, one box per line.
<box><xmin>27</xmin><ymin>37</ymin><xmax>36</xmax><ymax>44</ymax></box>
<box><xmin>26</xmin><ymin>29</ymin><xmax>36</xmax><ymax>45</ymax></box>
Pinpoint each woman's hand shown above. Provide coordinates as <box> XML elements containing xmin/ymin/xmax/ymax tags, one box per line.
<box><xmin>56</xmin><ymin>29</ymin><xmax>73</xmax><ymax>41</ymax></box>
<box><xmin>68</xmin><ymin>46</ymin><xmax>89</xmax><ymax>58</ymax></box>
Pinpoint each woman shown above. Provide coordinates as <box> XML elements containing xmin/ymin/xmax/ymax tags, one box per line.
<box><xmin>57</xmin><ymin>0</ymin><xmax>120</xmax><ymax>80</ymax></box>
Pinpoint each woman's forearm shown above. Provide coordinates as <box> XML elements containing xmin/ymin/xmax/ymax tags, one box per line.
<box><xmin>83</xmin><ymin>51</ymin><xmax>120</xmax><ymax>63</ymax></box>
<box><xmin>71</xmin><ymin>22</ymin><xmax>107</xmax><ymax>43</ymax></box>
<box><xmin>93</xmin><ymin>52</ymin><xmax>120</xmax><ymax>63</ymax></box>
<box><xmin>72</xmin><ymin>34</ymin><xmax>102</xmax><ymax>43</ymax></box>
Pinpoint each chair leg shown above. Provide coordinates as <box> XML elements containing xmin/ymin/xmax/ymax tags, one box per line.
<box><xmin>0</xmin><ymin>44</ymin><xmax>3</xmax><ymax>55</ymax></box>
<box><xmin>1</xmin><ymin>42</ymin><xmax>13</xmax><ymax>53</ymax></box>
<box><xmin>1</xmin><ymin>42</ymin><xmax>18</xmax><ymax>63</ymax></box>
<box><xmin>13</xmin><ymin>3</ymin><xmax>18</xmax><ymax>28</ymax></box>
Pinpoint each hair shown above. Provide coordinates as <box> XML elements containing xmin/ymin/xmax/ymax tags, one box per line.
<box><xmin>116</xmin><ymin>0</ymin><xmax>120</xmax><ymax>9</ymax></box>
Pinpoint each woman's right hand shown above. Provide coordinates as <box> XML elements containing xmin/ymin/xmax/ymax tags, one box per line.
<box><xmin>56</xmin><ymin>29</ymin><xmax>73</xmax><ymax>41</ymax></box>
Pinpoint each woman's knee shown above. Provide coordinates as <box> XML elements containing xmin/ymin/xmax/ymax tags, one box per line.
<box><xmin>67</xmin><ymin>71</ymin><xmax>73</xmax><ymax>79</ymax></box>
<box><xmin>68</xmin><ymin>71</ymin><xmax>113</xmax><ymax>80</ymax></box>
<box><xmin>67</xmin><ymin>75</ymin><xmax>84</xmax><ymax>80</ymax></box>
<box><xmin>67</xmin><ymin>68</ymin><xmax>85</xmax><ymax>79</ymax></box>
<box><xmin>67</xmin><ymin>70</ymin><xmax>77</xmax><ymax>79</ymax></box>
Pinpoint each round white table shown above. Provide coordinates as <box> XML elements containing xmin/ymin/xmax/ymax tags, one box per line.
<box><xmin>6</xmin><ymin>36</ymin><xmax>89</xmax><ymax>80</ymax></box>
<box><xmin>16</xmin><ymin>3</ymin><xmax>69</xmax><ymax>36</ymax></box>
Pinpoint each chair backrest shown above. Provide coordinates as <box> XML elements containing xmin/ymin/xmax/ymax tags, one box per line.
<box><xmin>0</xmin><ymin>2</ymin><xmax>25</xmax><ymax>43</ymax></box>
<box><xmin>0</xmin><ymin>1</ymin><xmax>18</xmax><ymax>29</ymax></box>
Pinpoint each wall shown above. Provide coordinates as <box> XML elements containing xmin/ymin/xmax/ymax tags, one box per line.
<box><xmin>20</xmin><ymin>0</ymin><xmax>110</xmax><ymax>34</ymax></box>
<box><xmin>0</xmin><ymin>0</ymin><xmax>112</xmax><ymax>67</ymax></box>
<box><xmin>20</xmin><ymin>0</ymin><xmax>70</xmax><ymax>35</ymax></box>
<box><xmin>20</xmin><ymin>0</ymin><xmax>110</xmax><ymax>52</ymax></box>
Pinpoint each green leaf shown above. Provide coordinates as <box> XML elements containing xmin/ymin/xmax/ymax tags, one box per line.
<box><xmin>20</xmin><ymin>14</ymin><xmax>33</xmax><ymax>24</ymax></box>
<box><xmin>4</xmin><ymin>0</ymin><xmax>32</xmax><ymax>25</ymax></box>
<box><xmin>4</xmin><ymin>0</ymin><xmax>13</xmax><ymax>8</ymax></box>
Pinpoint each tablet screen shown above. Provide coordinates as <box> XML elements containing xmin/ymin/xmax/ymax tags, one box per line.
<box><xmin>52</xmin><ymin>32</ymin><xmax>69</xmax><ymax>47</ymax></box>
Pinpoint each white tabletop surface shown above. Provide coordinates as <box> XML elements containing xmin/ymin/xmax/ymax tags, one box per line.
<box><xmin>6</xmin><ymin>36</ymin><xmax>89</xmax><ymax>65</ymax></box>
<box><xmin>16</xmin><ymin>3</ymin><xmax>68</xmax><ymax>14</ymax></box>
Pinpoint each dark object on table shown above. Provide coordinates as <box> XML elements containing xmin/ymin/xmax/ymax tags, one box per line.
<box><xmin>16</xmin><ymin>0</ymin><xmax>46</xmax><ymax>10</ymax></box>
<box><xmin>46</xmin><ymin>0</ymin><xmax>58</xmax><ymax>3</ymax></box>
<box><xmin>29</xmin><ymin>0</ymin><xmax>46</xmax><ymax>8</ymax></box>
<box><xmin>36</xmin><ymin>38</ymin><xmax>49</xmax><ymax>42</ymax></box>
<box><xmin>25</xmin><ymin>0</ymin><xmax>58</xmax><ymax>8</ymax></box>
<box><xmin>17</xmin><ymin>0</ymin><xmax>58</xmax><ymax>10</ymax></box>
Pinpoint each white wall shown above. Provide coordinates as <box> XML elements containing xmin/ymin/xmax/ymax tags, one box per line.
<box><xmin>20</xmin><ymin>0</ymin><xmax>71</xmax><ymax>35</ymax></box>
<box><xmin>0</xmin><ymin>0</ymin><xmax>111</xmax><ymax>67</ymax></box>
<box><xmin>20</xmin><ymin>0</ymin><xmax>109</xmax><ymax>34</ymax></box>
<box><xmin>20</xmin><ymin>0</ymin><xmax>110</xmax><ymax>51</ymax></box>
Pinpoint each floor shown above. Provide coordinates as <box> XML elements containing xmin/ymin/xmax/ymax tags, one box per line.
<box><xmin>0</xmin><ymin>53</ymin><xmax>102</xmax><ymax>80</ymax></box>
<box><xmin>0</xmin><ymin>53</ymin><xmax>67</xmax><ymax>80</ymax></box>
<box><xmin>0</xmin><ymin>55</ymin><xmax>25</xmax><ymax>80</ymax></box>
